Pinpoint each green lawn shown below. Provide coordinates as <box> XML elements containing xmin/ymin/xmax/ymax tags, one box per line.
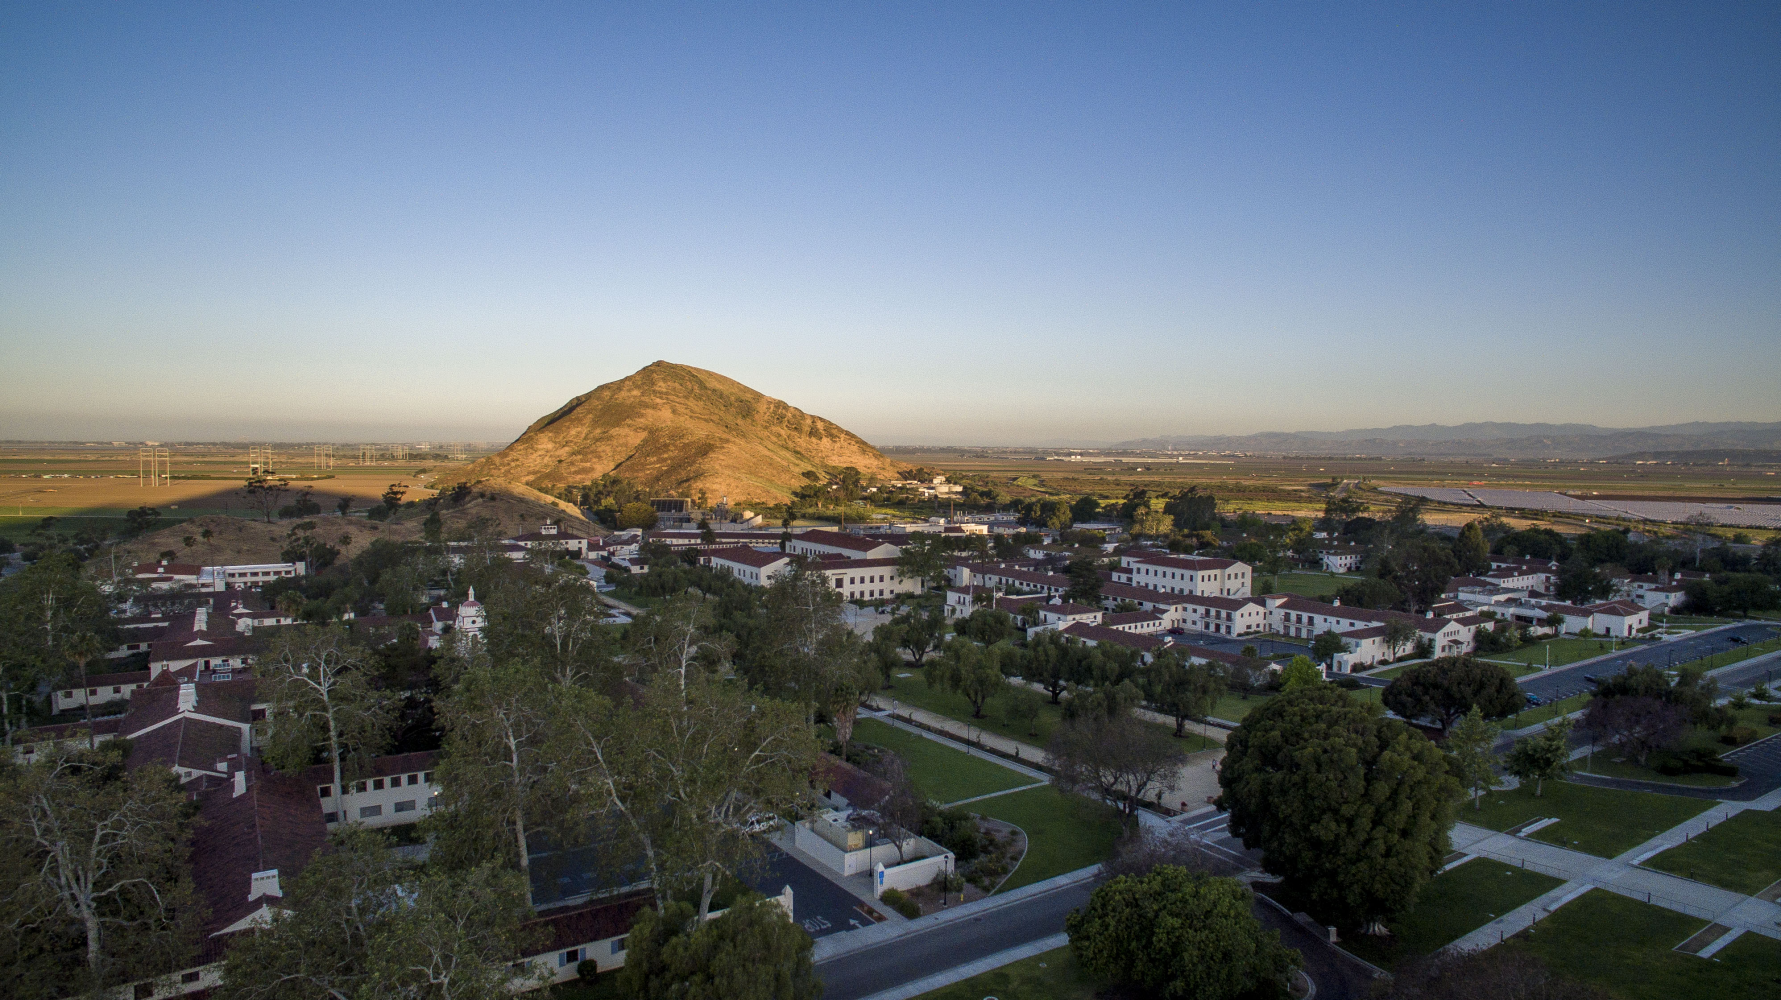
<box><xmin>882</xmin><ymin>672</ymin><xmax>1059</xmax><ymax>749</ymax></box>
<box><xmin>1644</xmin><ymin>809</ymin><xmax>1781</xmax><ymax>895</ymax></box>
<box><xmin>1576</xmin><ymin>755</ymin><xmax>1739</xmax><ymax>787</ymax></box>
<box><xmin>1465</xmin><ymin>781</ymin><xmax>1714</xmax><ymax>858</ymax></box>
<box><xmin>969</xmin><ymin>786</ymin><xmax>1125</xmax><ymax>892</ymax></box>
<box><xmin>1505</xmin><ymin>692</ymin><xmax>1591</xmax><ymax>729</ymax></box>
<box><xmin>1486</xmin><ymin>637</ymin><xmax>1648</xmax><ymax>670</ymax></box>
<box><xmin>1264</xmin><ymin>571</ymin><xmax>1346</xmax><ymax>598</ymax></box>
<box><xmin>914</xmin><ymin>946</ymin><xmax>1099</xmax><ymax>999</ymax></box>
<box><xmin>849</xmin><ymin>717</ymin><xmax>1033</xmax><ymax>804</ymax></box>
<box><xmin>1210</xmin><ymin>691</ymin><xmax>1275</xmax><ymax>723</ymax></box>
<box><xmin>1338</xmin><ymin>859</ymin><xmax>1565</xmax><ymax>969</ymax></box>
<box><xmin>1507</xmin><ymin>890</ymin><xmax>1781</xmax><ymax>1000</ymax></box>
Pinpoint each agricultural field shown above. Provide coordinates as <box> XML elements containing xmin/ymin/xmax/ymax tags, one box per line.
<box><xmin>0</xmin><ymin>443</ymin><xmax>489</xmax><ymax>542</ymax></box>
<box><xmin>899</xmin><ymin>449</ymin><xmax>1781</xmax><ymax>537</ymax></box>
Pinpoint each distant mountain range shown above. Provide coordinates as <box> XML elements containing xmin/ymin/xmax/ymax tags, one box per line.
<box><xmin>1112</xmin><ymin>422</ymin><xmax>1781</xmax><ymax>460</ymax></box>
<box><xmin>455</xmin><ymin>362</ymin><xmax>898</xmax><ymax>504</ymax></box>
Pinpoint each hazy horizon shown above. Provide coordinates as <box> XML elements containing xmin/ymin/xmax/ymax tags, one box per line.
<box><xmin>4</xmin><ymin>7</ymin><xmax>1778</xmax><ymax>444</ymax></box>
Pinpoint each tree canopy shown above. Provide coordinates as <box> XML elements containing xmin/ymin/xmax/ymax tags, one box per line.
<box><xmin>1217</xmin><ymin>686</ymin><xmax>1457</xmax><ymax>932</ymax></box>
<box><xmin>1381</xmin><ymin>656</ymin><xmax>1522</xmax><ymax>731</ymax></box>
<box><xmin>1065</xmin><ymin>865</ymin><xmax>1299</xmax><ymax>1000</ymax></box>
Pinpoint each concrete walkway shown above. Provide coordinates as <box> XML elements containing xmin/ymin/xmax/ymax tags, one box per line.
<box><xmin>854</xmin><ymin>932</ymin><xmax>1069</xmax><ymax>1000</ymax></box>
<box><xmin>1444</xmin><ymin>785</ymin><xmax>1781</xmax><ymax>953</ymax></box>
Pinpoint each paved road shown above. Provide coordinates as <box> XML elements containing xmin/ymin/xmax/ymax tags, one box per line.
<box><xmin>816</xmin><ymin>878</ymin><xmax>1095</xmax><ymax>1000</ymax></box>
<box><xmin>1353</xmin><ymin>621</ymin><xmax>1780</xmax><ymax>700</ymax></box>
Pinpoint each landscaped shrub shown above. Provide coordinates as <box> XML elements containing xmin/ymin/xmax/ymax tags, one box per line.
<box><xmin>1650</xmin><ymin>747</ymin><xmax>1739</xmax><ymax>777</ymax></box>
<box><xmin>576</xmin><ymin>959</ymin><xmax>600</xmax><ymax>982</ymax></box>
<box><xmin>1720</xmin><ymin>726</ymin><xmax>1758</xmax><ymax>747</ymax></box>
<box><xmin>920</xmin><ymin>806</ymin><xmax>985</xmax><ymax>862</ymax></box>
<box><xmin>879</xmin><ymin>887</ymin><xmax>920</xmax><ymax>919</ymax></box>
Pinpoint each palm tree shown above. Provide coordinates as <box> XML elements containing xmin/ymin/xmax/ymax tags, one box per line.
<box><xmin>63</xmin><ymin>632</ymin><xmax>106</xmax><ymax>748</ymax></box>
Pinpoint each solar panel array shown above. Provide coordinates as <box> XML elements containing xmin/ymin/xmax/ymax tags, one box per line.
<box><xmin>1379</xmin><ymin>486</ymin><xmax>1781</xmax><ymax>528</ymax></box>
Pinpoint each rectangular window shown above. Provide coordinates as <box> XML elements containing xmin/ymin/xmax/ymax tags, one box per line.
<box><xmin>408</xmin><ymin>773</ymin><xmax>420</xmax><ymax>785</ymax></box>
<box><xmin>611</xmin><ymin>937</ymin><xmax>625</xmax><ymax>955</ymax></box>
<box><xmin>323</xmin><ymin>811</ymin><xmax>338</xmax><ymax>823</ymax></box>
<box><xmin>559</xmin><ymin>948</ymin><xmax>581</xmax><ymax>967</ymax></box>
<box><xmin>182</xmin><ymin>971</ymin><xmax>202</xmax><ymax>984</ymax></box>
<box><xmin>112</xmin><ymin>686</ymin><xmax>122</xmax><ymax>694</ymax></box>
<box><xmin>394</xmin><ymin>799</ymin><xmax>416</xmax><ymax>812</ymax></box>
<box><xmin>88</xmin><ymin>688</ymin><xmax>97</xmax><ymax>695</ymax></box>
<box><xmin>318</xmin><ymin>785</ymin><xmax>332</xmax><ymax>799</ymax></box>
<box><xmin>372</xmin><ymin>778</ymin><xmax>385</xmax><ymax>790</ymax></box>
<box><xmin>359</xmin><ymin>804</ymin><xmax>382</xmax><ymax>819</ymax></box>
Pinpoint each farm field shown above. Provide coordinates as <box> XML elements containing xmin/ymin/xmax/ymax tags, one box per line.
<box><xmin>0</xmin><ymin>443</ymin><xmax>476</xmax><ymax>541</ymax></box>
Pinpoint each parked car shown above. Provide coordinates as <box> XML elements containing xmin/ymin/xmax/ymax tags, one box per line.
<box><xmin>1729</xmin><ymin>635</ymin><xmax>1748</xmax><ymax>645</ymax></box>
<box><xmin>1525</xmin><ymin>693</ymin><xmax>1544</xmax><ymax>706</ymax></box>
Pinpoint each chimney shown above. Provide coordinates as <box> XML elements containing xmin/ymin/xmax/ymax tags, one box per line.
<box><xmin>249</xmin><ymin>869</ymin><xmax>282</xmax><ymax>901</ymax></box>
<box><xmin>1425</xmin><ymin>610</ymin><xmax>1434</xmax><ymax>619</ymax></box>
<box><xmin>233</xmin><ymin>769</ymin><xmax>248</xmax><ymax>797</ymax></box>
<box><xmin>177</xmin><ymin>682</ymin><xmax>197</xmax><ymax>713</ymax></box>
<box><xmin>1331</xmin><ymin>597</ymin><xmax>1340</xmax><ymax>607</ymax></box>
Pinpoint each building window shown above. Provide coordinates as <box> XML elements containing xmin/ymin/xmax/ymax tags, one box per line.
<box><xmin>182</xmin><ymin>971</ymin><xmax>202</xmax><ymax>984</ymax></box>
<box><xmin>372</xmin><ymin>778</ymin><xmax>385</xmax><ymax>790</ymax></box>
<box><xmin>394</xmin><ymin>799</ymin><xmax>416</xmax><ymax>812</ymax></box>
<box><xmin>323</xmin><ymin>811</ymin><xmax>338</xmax><ymax>823</ymax></box>
<box><xmin>559</xmin><ymin>948</ymin><xmax>581</xmax><ymax>967</ymax></box>
<box><xmin>318</xmin><ymin>785</ymin><xmax>332</xmax><ymax>799</ymax></box>
<box><xmin>408</xmin><ymin>773</ymin><xmax>420</xmax><ymax>785</ymax></box>
<box><xmin>359</xmin><ymin>805</ymin><xmax>382</xmax><ymax>819</ymax></box>
<box><xmin>611</xmin><ymin>937</ymin><xmax>625</xmax><ymax>955</ymax></box>
<box><xmin>423</xmin><ymin>771</ymin><xmax>434</xmax><ymax>783</ymax></box>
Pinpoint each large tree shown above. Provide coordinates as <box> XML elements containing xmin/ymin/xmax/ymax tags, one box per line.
<box><xmin>893</xmin><ymin>534</ymin><xmax>947</xmax><ymax>591</ymax></box>
<box><xmin>1444</xmin><ymin>706</ymin><xmax>1502</xmax><ymax>811</ymax></box>
<box><xmin>628</xmin><ymin>590</ymin><xmax>731</xmax><ymax>691</ymax></box>
<box><xmin>429</xmin><ymin>659</ymin><xmax>561</xmax><ymax>896</ymax></box>
<box><xmin>1143</xmin><ymin>651</ymin><xmax>1225</xmax><ymax>738</ymax></box>
<box><xmin>1504</xmin><ymin>717</ymin><xmax>1574</xmax><ymax>797</ymax></box>
<box><xmin>923</xmin><ymin>637</ymin><xmax>1007</xmax><ymax>719</ymax></box>
<box><xmin>1217</xmin><ymin>686</ymin><xmax>1458</xmax><ymax>934</ymax></box>
<box><xmin>889</xmin><ymin>604</ymin><xmax>946</xmax><ymax>670</ymax></box>
<box><xmin>1065</xmin><ymin>866</ymin><xmax>1299</xmax><ymax>1000</ymax></box>
<box><xmin>261</xmin><ymin>625</ymin><xmax>395</xmax><ymax>824</ymax></box>
<box><xmin>751</xmin><ymin>566</ymin><xmax>863</xmax><ymax>723</ymax></box>
<box><xmin>1382</xmin><ymin>656</ymin><xmax>1522</xmax><ymax>731</ymax></box>
<box><xmin>0</xmin><ymin>554</ymin><xmax>115</xmax><ymax>737</ymax></box>
<box><xmin>1064</xmin><ymin>557</ymin><xmax>1104</xmax><ymax>605</ymax></box>
<box><xmin>486</xmin><ymin>574</ymin><xmax>618</xmax><ymax>688</ymax></box>
<box><xmin>618</xmin><ymin>897</ymin><xmax>819</xmax><ymax>1000</ymax></box>
<box><xmin>0</xmin><ymin>742</ymin><xmax>198</xmax><ymax>998</ymax></box>
<box><xmin>558</xmin><ymin>675</ymin><xmax>819</xmax><ymax>919</ymax></box>
<box><xmin>1377</xmin><ymin>537</ymin><xmax>1458</xmax><ymax>612</ymax></box>
<box><xmin>1452</xmin><ymin>520</ymin><xmax>1492</xmax><ymax>577</ymax></box>
<box><xmin>215</xmin><ymin>830</ymin><xmax>544</xmax><ymax>1000</ymax></box>
<box><xmin>1581</xmin><ymin>696</ymin><xmax>1685</xmax><ymax>767</ymax></box>
<box><xmin>1049</xmin><ymin>712</ymin><xmax>1187</xmax><ymax>818</ymax></box>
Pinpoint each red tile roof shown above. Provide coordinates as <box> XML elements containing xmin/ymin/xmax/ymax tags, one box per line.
<box><xmin>792</xmin><ymin>530</ymin><xmax>897</xmax><ymax>553</ymax></box>
<box><xmin>527</xmin><ymin>890</ymin><xmax>654</xmax><ymax>950</ymax></box>
<box><xmin>1056</xmin><ymin>622</ymin><xmax>1166</xmax><ymax>651</ymax></box>
<box><xmin>188</xmin><ymin>762</ymin><xmax>329</xmax><ymax>937</ymax></box>
<box><xmin>703</xmin><ymin>546</ymin><xmax>792</xmax><ymax>569</ymax></box>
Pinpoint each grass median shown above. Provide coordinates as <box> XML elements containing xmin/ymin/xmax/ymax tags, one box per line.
<box><xmin>1643</xmin><ymin>808</ymin><xmax>1781</xmax><ymax>895</ymax></box>
<box><xmin>912</xmin><ymin>946</ymin><xmax>1098</xmax><ymax>999</ymax></box>
<box><xmin>1465</xmin><ymin>780</ymin><xmax>1714</xmax><ymax>858</ymax></box>
<box><xmin>1507</xmin><ymin>889</ymin><xmax>1781</xmax><ymax>1000</ymax></box>
<box><xmin>1335</xmin><ymin>859</ymin><xmax>1564</xmax><ymax>969</ymax></box>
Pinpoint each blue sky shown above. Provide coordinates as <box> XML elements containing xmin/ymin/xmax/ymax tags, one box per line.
<box><xmin>2</xmin><ymin>4</ymin><xmax>1776</xmax><ymax>445</ymax></box>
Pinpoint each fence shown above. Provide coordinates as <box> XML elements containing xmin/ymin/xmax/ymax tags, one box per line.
<box><xmin>1469</xmin><ymin>850</ymin><xmax>1723</xmax><ymax>921</ymax></box>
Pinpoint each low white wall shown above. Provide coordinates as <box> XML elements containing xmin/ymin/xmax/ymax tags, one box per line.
<box><xmin>874</xmin><ymin>852</ymin><xmax>954</xmax><ymax>898</ymax></box>
<box><xmin>793</xmin><ymin>822</ymin><xmax>850</xmax><ymax>872</ymax></box>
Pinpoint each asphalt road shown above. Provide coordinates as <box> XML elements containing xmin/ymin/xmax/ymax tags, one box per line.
<box><xmin>816</xmin><ymin>878</ymin><xmax>1095</xmax><ymax>1000</ymax></box>
<box><xmin>1353</xmin><ymin>621</ymin><xmax>1781</xmax><ymax>701</ymax></box>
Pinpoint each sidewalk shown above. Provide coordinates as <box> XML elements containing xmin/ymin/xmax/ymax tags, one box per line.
<box><xmin>811</xmin><ymin>864</ymin><xmax>1101</xmax><ymax>963</ymax></box>
<box><xmin>1443</xmin><ymin>787</ymin><xmax>1781</xmax><ymax>952</ymax></box>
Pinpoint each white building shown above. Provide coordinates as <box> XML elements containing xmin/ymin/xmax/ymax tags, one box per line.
<box><xmin>701</xmin><ymin>546</ymin><xmax>794</xmax><ymax>586</ymax></box>
<box><xmin>1114</xmin><ymin>555</ymin><xmax>1252</xmax><ymax>598</ymax></box>
<box><xmin>199</xmin><ymin>561</ymin><xmax>308</xmax><ymax>591</ymax></box>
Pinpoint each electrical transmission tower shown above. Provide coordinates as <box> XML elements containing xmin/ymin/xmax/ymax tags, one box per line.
<box><xmin>138</xmin><ymin>447</ymin><xmax>169</xmax><ymax>486</ymax></box>
<box><xmin>249</xmin><ymin>445</ymin><xmax>276</xmax><ymax>476</ymax></box>
<box><xmin>360</xmin><ymin>444</ymin><xmax>375</xmax><ymax>466</ymax></box>
<box><xmin>313</xmin><ymin>444</ymin><xmax>334</xmax><ymax>470</ymax></box>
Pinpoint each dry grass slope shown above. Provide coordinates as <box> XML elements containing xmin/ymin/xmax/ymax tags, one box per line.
<box><xmin>113</xmin><ymin>480</ymin><xmax>599</xmax><ymax>566</ymax></box>
<box><xmin>452</xmin><ymin>361</ymin><xmax>897</xmax><ymax>504</ymax></box>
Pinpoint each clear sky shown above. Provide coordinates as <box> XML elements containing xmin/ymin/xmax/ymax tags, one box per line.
<box><xmin>2</xmin><ymin>4</ymin><xmax>1777</xmax><ymax>446</ymax></box>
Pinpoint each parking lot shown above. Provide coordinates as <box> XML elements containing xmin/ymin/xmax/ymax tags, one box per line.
<box><xmin>743</xmin><ymin>844</ymin><xmax>885</xmax><ymax>939</ymax></box>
